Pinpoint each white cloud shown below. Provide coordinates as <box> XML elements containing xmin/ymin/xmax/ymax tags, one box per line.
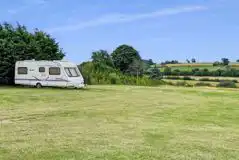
<box><xmin>47</xmin><ymin>5</ymin><xmax>208</xmax><ymax>33</ymax></box>
<box><xmin>7</xmin><ymin>0</ymin><xmax>48</xmax><ymax>14</ymax></box>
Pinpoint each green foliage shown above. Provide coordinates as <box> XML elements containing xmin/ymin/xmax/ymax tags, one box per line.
<box><xmin>160</xmin><ymin>66</ymin><xmax>239</xmax><ymax>78</ymax></box>
<box><xmin>164</xmin><ymin>76</ymin><xmax>194</xmax><ymax>81</ymax></box>
<box><xmin>126</xmin><ymin>59</ymin><xmax>144</xmax><ymax>77</ymax></box>
<box><xmin>216</xmin><ymin>81</ymin><xmax>237</xmax><ymax>88</ymax></box>
<box><xmin>175</xmin><ymin>81</ymin><xmax>193</xmax><ymax>87</ymax></box>
<box><xmin>143</xmin><ymin>59</ymin><xmax>155</xmax><ymax>66</ymax></box>
<box><xmin>194</xmin><ymin>82</ymin><xmax>212</xmax><ymax>87</ymax></box>
<box><xmin>78</xmin><ymin>61</ymin><xmax>94</xmax><ymax>85</ymax></box>
<box><xmin>183</xmin><ymin>76</ymin><xmax>194</xmax><ymax>80</ymax></box>
<box><xmin>213</xmin><ymin>61</ymin><xmax>222</xmax><ymax>66</ymax></box>
<box><xmin>161</xmin><ymin>60</ymin><xmax>179</xmax><ymax>65</ymax></box>
<box><xmin>149</xmin><ymin>66</ymin><xmax>162</xmax><ymax>80</ymax></box>
<box><xmin>111</xmin><ymin>44</ymin><xmax>141</xmax><ymax>73</ymax></box>
<box><xmin>91</xmin><ymin>50</ymin><xmax>114</xmax><ymax>68</ymax></box>
<box><xmin>221</xmin><ymin>58</ymin><xmax>230</xmax><ymax>66</ymax></box>
<box><xmin>163</xmin><ymin>67</ymin><xmax>172</xmax><ymax>75</ymax></box>
<box><xmin>199</xmin><ymin>78</ymin><xmax>238</xmax><ymax>83</ymax></box>
<box><xmin>91</xmin><ymin>50</ymin><xmax>115</xmax><ymax>83</ymax></box>
<box><xmin>0</xmin><ymin>22</ymin><xmax>65</xmax><ymax>84</ymax></box>
<box><xmin>191</xmin><ymin>58</ymin><xmax>196</xmax><ymax>63</ymax></box>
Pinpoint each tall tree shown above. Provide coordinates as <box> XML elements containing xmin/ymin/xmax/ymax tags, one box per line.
<box><xmin>0</xmin><ymin>22</ymin><xmax>65</xmax><ymax>84</ymax></box>
<box><xmin>221</xmin><ymin>58</ymin><xmax>230</xmax><ymax>66</ymax></box>
<box><xmin>111</xmin><ymin>44</ymin><xmax>141</xmax><ymax>73</ymax></box>
<box><xmin>191</xmin><ymin>58</ymin><xmax>196</xmax><ymax>63</ymax></box>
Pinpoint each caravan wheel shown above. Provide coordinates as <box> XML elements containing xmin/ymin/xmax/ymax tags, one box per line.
<box><xmin>36</xmin><ymin>83</ymin><xmax>42</xmax><ymax>88</ymax></box>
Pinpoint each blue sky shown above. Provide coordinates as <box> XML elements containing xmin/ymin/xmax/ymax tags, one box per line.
<box><xmin>1</xmin><ymin>0</ymin><xmax>239</xmax><ymax>64</ymax></box>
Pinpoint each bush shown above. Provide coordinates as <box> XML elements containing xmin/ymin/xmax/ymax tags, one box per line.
<box><xmin>164</xmin><ymin>76</ymin><xmax>194</xmax><ymax>81</ymax></box>
<box><xmin>175</xmin><ymin>81</ymin><xmax>193</xmax><ymax>87</ymax></box>
<box><xmin>199</xmin><ymin>78</ymin><xmax>238</xmax><ymax>83</ymax></box>
<box><xmin>194</xmin><ymin>82</ymin><xmax>212</xmax><ymax>87</ymax></box>
<box><xmin>213</xmin><ymin>61</ymin><xmax>222</xmax><ymax>66</ymax></box>
<box><xmin>216</xmin><ymin>81</ymin><xmax>237</xmax><ymax>88</ymax></box>
<box><xmin>183</xmin><ymin>76</ymin><xmax>194</xmax><ymax>80</ymax></box>
<box><xmin>164</xmin><ymin>76</ymin><xmax>181</xmax><ymax>80</ymax></box>
<box><xmin>192</xmin><ymin>68</ymin><xmax>200</xmax><ymax>73</ymax></box>
<box><xmin>199</xmin><ymin>78</ymin><xmax>211</xmax><ymax>81</ymax></box>
<box><xmin>110</xmin><ymin>77</ymin><xmax>117</xmax><ymax>84</ymax></box>
<box><xmin>221</xmin><ymin>70</ymin><xmax>234</xmax><ymax>77</ymax></box>
<box><xmin>164</xmin><ymin>67</ymin><xmax>172</xmax><ymax>75</ymax></box>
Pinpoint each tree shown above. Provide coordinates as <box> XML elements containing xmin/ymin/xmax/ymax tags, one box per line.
<box><xmin>236</xmin><ymin>59</ymin><xmax>239</xmax><ymax>63</ymax></box>
<box><xmin>126</xmin><ymin>59</ymin><xmax>144</xmax><ymax>77</ymax></box>
<box><xmin>126</xmin><ymin>59</ymin><xmax>145</xmax><ymax>85</ymax></box>
<box><xmin>91</xmin><ymin>50</ymin><xmax>114</xmax><ymax>83</ymax></box>
<box><xmin>221</xmin><ymin>58</ymin><xmax>230</xmax><ymax>66</ymax></box>
<box><xmin>148</xmin><ymin>59</ymin><xmax>154</xmax><ymax>65</ymax></box>
<box><xmin>91</xmin><ymin>50</ymin><xmax>114</xmax><ymax>68</ymax></box>
<box><xmin>0</xmin><ymin>22</ymin><xmax>65</xmax><ymax>84</ymax></box>
<box><xmin>111</xmin><ymin>44</ymin><xmax>141</xmax><ymax>73</ymax></box>
<box><xmin>149</xmin><ymin>66</ymin><xmax>162</xmax><ymax>80</ymax></box>
<box><xmin>191</xmin><ymin>58</ymin><xmax>196</xmax><ymax>63</ymax></box>
<box><xmin>213</xmin><ymin>61</ymin><xmax>222</xmax><ymax>66</ymax></box>
<box><xmin>186</xmin><ymin>59</ymin><xmax>191</xmax><ymax>63</ymax></box>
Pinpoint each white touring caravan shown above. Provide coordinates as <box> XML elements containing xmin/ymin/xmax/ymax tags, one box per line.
<box><xmin>15</xmin><ymin>60</ymin><xmax>85</xmax><ymax>88</ymax></box>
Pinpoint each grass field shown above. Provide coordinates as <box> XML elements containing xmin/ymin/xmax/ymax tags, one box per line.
<box><xmin>1</xmin><ymin>85</ymin><xmax>239</xmax><ymax>160</ymax></box>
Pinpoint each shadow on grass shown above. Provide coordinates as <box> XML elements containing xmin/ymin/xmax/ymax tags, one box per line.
<box><xmin>0</xmin><ymin>84</ymin><xmax>116</xmax><ymax>93</ymax></box>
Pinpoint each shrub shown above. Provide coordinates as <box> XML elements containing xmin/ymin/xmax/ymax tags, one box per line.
<box><xmin>192</xmin><ymin>68</ymin><xmax>200</xmax><ymax>73</ymax></box>
<box><xmin>171</xmin><ymin>71</ymin><xmax>181</xmax><ymax>76</ymax></box>
<box><xmin>221</xmin><ymin>70</ymin><xmax>234</xmax><ymax>77</ymax></box>
<box><xmin>164</xmin><ymin>81</ymin><xmax>174</xmax><ymax>86</ymax></box>
<box><xmin>110</xmin><ymin>77</ymin><xmax>117</xmax><ymax>84</ymax></box>
<box><xmin>183</xmin><ymin>76</ymin><xmax>194</xmax><ymax>80</ymax></box>
<box><xmin>195</xmin><ymin>82</ymin><xmax>212</xmax><ymax>87</ymax></box>
<box><xmin>211</xmin><ymin>71</ymin><xmax>221</xmax><ymax>76</ymax></box>
<box><xmin>216</xmin><ymin>81</ymin><xmax>237</xmax><ymax>88</ymax></box>
<box><xmin>213</xmin><ymin>61</ymin><xmax>222</xmax><ymax>66</ymax></box>
<box><xmin>165</xmin><ymin>76</ymin><xmax>181</xmax><ymax>80</ymax></box>
<box><xmin>164</xmin><ymin>76</ymin><xmax>194</xmax><ymax>81</ymax></box>
<box><xmin>199</xmin><ymin>78</ymin><xmax>210</xmax><ymax>81</ymax></box>
<box><xmin>164</xmin><ymin>67</ymin><xmax>172</xmax><ymax>75</ymax></box>
<box><xmin>175</xmin><ymin>81</ymin><xmax>193</xmax><ymax>87</ymax></box>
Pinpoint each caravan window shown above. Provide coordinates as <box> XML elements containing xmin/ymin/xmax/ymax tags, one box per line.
<box><xmin>49</xmin><ymin>67</ymin><xmax>61</xmax><ymax>75</ymax></box>
<box><xmin>39</xmin><ymin>67</ymin><xmax>45</xmax><ymax>73</ymax></box>
<box><xmin>18</xmin><ymin>67</ymin><xmax>28</xmax><ymax>74</ymax></box>
<box><xmin>64</xmin><ymin>67</ymin><xmax>80</xmax><ymax>77</ymax></box>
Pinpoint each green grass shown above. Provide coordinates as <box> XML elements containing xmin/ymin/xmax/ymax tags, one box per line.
<box><xmin>1</xmin><ymin>85</ymin><xmax>239</xmax><ymax>160</ymax></box>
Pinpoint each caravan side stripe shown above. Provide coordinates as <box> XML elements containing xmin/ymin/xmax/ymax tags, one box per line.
<box><xmin>15</xmin><ymin>79</ymin><xmax>69</xmax><ymax>82</ymax></box>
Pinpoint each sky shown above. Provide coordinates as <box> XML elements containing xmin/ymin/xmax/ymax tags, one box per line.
<box><xmin>1</xmin><ymin>0</ymin><xmax>239</xmax><ymax>64</ymax></box>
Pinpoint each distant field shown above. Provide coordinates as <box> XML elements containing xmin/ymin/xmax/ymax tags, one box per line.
<box><xmin>1</xmin><ymin>85</ymin><xmax>239</xmax><ymax>160</ymax></box>
<box><xmin>155</xmin><ymin>63</ymin><xmax>239</xmax><ymax>71</ymax></box>
<box><xmin>166</xmin><ymin>76</ymin><xmax>239</xmax><ymax>81</ymax></box>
